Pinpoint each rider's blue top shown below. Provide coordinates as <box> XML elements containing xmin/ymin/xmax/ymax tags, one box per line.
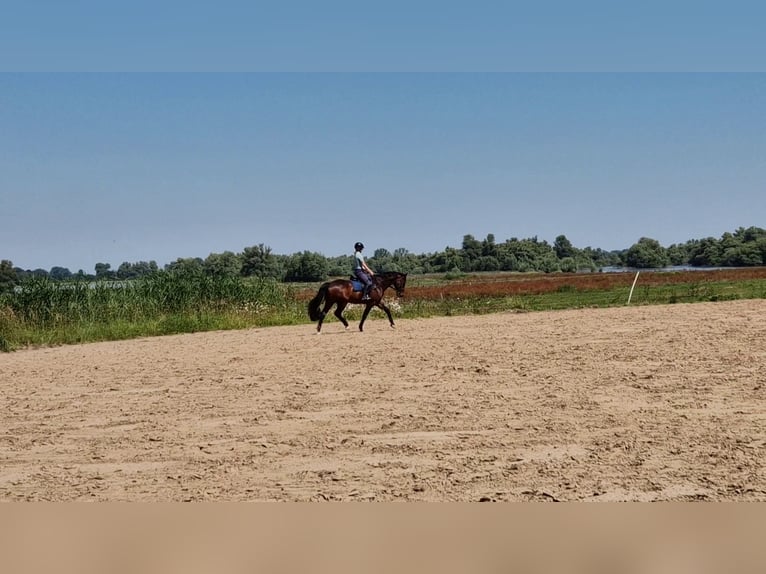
<box><xmin>354</xmin><ymin>251</ymin><xmax>365</xmax><ymax>270</ymax></box>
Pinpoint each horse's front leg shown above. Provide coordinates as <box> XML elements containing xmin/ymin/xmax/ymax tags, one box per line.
<box><xmin>359</xmin><ymin>303</ymin><xmax>373</xmax><ymax>332</ymax></box>
<box><xmin>377</xmin><ymin>302</ymin><xmax>395</xmax><ymax>329</ymax></box>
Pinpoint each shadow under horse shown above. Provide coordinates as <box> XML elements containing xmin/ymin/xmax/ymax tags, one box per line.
<box><xmin>307</xmin><ymin>271</ymin><xmax>407</xmax><ymax>333</ymax></box>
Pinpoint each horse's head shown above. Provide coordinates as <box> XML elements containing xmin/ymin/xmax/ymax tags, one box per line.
<box><xmin>376</xmin><ymin>271</ymin><xmax>407</xmax><ymax>297</ymax></box>
<box><xmin>393</xmin><ymin>272</ymin><xmax>407</xmax><ymax>298</ymax></box>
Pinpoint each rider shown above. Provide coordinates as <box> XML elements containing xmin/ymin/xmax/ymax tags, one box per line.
<box><xmin>353</xmin><ymin>242</ymin><xmax>375</xmax><ymax>300</ymax></box>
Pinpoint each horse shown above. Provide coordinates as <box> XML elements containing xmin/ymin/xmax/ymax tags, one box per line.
<box><xmin>307</xmin><ymin>271</ymin><xmax>407</xmax><ymax>333</ymax></box>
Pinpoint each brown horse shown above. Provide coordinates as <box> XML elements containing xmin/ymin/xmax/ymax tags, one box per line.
<box><xmin>308</xmin><ymin>271</ymin><xmax>407</xmax><ymax>333</ymax></box>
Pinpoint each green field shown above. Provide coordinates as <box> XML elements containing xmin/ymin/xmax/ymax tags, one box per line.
<box><xmin>2</xmin><ymin>269</ymin><xmax>765</xmax><ymax>351</ymax></box>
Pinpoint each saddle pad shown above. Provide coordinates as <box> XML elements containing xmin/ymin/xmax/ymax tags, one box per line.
<box><xmin>350</xmin><ymin>279</ymin><xmax>364</xmax><ymax>292</ymax></box>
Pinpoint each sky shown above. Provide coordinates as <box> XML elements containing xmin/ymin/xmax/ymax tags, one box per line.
<box><xmin>1</xmin><ymin>1</ymin><xmax>765</xmax><ymax>71</ymax></box>
<box><xmin>1</xmin><ymin>73</ymin><xmax>765</xmax><ymax>272</ymax></box>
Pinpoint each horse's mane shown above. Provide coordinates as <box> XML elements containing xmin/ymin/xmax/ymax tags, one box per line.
<box><xmin>373</xmin><ymin>270</ymin><xmax>404</xmax><ymax>282</ymax></box>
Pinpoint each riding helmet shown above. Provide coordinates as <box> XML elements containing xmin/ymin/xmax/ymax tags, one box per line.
<box><xmin>354</xmin><ymin>242</ymin><xmax>364</xmax><ymax>251</ymax></box>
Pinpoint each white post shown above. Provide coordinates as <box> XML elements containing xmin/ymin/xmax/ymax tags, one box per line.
<box><xmin>627</xmin><ymin>271</ymin><xmax>640</xmax><ymax>304</ymax></box>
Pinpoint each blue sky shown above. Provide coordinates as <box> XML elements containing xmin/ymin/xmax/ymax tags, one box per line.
<box><xmin>1</xmin><ymin>73</ymin><xmax>765</xmax><ymax>272</ymax></box>
<box><xmin>2</xmin><ymin>1</ymin><xmax>765</xmax><ymax>71</ymax></box>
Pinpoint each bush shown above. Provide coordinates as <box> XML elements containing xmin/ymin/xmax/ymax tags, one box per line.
<box><xmin>445</xmin><ymin>266</ymin><xmax>466</xmax><ymax>280</ymax></box>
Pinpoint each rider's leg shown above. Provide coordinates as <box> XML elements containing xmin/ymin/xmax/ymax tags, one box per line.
<box><xmin>355</xmin><ymin>269</ymin><xmax>372</xmax><ymax>300</ymax></box>
<box><xmin>361</xmin><ymin>275</ymin><xmax>372</xmax><ymax>300</ymax></box>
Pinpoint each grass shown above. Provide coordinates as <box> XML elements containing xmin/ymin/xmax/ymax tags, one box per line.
<box><xmin>2</xmin><ymin>269</ymin><xmax>765</xmax><ymax>351</ymax></box>
<box><xmin>0</xmin><ymin>273</ymin><xmax>306</xmax><ymax>351</ymax></box>
<box><xmin>389</xmin><ymin>276</ymin><xmax>766</xmax><ymax>319</ymax></box>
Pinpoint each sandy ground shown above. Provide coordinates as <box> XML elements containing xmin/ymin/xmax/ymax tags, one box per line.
<box><xmin>1</xmin><ymin>300</ymin><xmax>765</xmax><ymax>501</ymax></box>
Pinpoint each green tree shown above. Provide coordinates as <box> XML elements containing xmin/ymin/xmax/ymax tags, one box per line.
<box><xmin>625</xmin><ymin>238</ymin><xmax>670</xmax><ymax>268</ymax></box>
<box><xmin>165</xmin><ymin>257</ymin><xmax>205</xmax><ymax>276</ymax></box>
<box><xmin>496</xmin><ymin>237</ymin><xmax>555</xmax><ymax>272</ymax></box>
<box><xmin>145</xmin><ymin>261</ymin><xmax>159</xmax><ymax>275</ymax></box>
<box><xmin>461</xmin><ymin>234</ymin><xmax>482</xmax><ymax>265</ymax></box>
<box><xmin>116</xmin><ymin>262</ymin><xmax>133</xmax><ymax>279</ymax></box>
<box><xmin>95</xmin><ymin>262</ymin><xmax>114</xmax><ymax>279</ymax></box>
<box><xmin>369</xmin><ymin>248</ymin><xmax>393</xmax><ymax>272</ymax></box>
<box><xmin>439</xmin><ymin>247</ymin><xmax>466</xmax><ymax>272</ymax></box>
<box><xmin>722</xmin><ymin>244</ymin><xmax>763</xmax><ymax>266</ymax></box>
<box><xmin>756</xmin><ymin>237</ymin><xmax>766</xmax><ymax>264</ymax></box>
<box><xmin>582</xmin><ymin>247</ymin><xmax>620</xmax><ymax>268</ymax></box>
<box><xmin>735</xmin><ymin>226</ymin><xmax>766</xmax><ymax>243</ymax></box>
<box><xmin>560</xmin><ymin>257</ymin><xmax>577</xmax><ymax>273</ymax></box>
<box><xmin>666</xmin><ymin>244</ymin><xmax>688</xmax><ymax>266</ymax></box>
<box><xmin>391</xmin><ymin>248</ymin><xmax>421</xmax><ymax>274</ymax></box>
<box><xmin>241</xmin><ymin>244</ymin><xmax>283</xmax><ymax>279</ymax></box>
<box><xmin>13</xmin><ymin>267</ymin><xmax>31</xmax><ymax>282</ymax></box>
<box><xmin>553</xmin><ymin>235</ymin><xmax>576</xmax><ymax>259</ymax></box>
<box><xmin>0</xmin><ymin>259</ymin><xmax>17</xmax><ymax>292</ymax></box>
<box><xmin>327</xmin><ymin>255</ymin><xmax>354</xmax><ymax>277</ymax></box>
<box><xmin>496</xmin><ymin>249</ymin><xmax>518</xmax><ymax>272</ymax></box>
<box><xmin>474</xmin><ymin>255</ymin><xmax>500</xmax><ymax>272</ymax></box>
<box><xmin>688</xmin><ymin>237</ymin><xmax>722</xmax><ymax>267</ymax></box>
<box><xmin>204</xmin><ymin>251</ymin><xmax>241</xmax><ymax>278</ymax></box>
<box><xmin>481</xmin><ymin>234</ymin><xmax>497</xmax><ymax>257</ymax></box>
<box><xmin>719</xmin><ymin>232</ymin><xmax>740</xmax><ymax>254</ymax></box>
<box><xmin>49</xmin><ymin>266</ymin><xmax>73</xmax><ymax>281</ymax></box>
<box><xmin>539</xmin><ymin>253</ymin><xmax>561</xmax><ymax>273</ymax></box>
<box><xmin>284</xmin><ymin>251</ymin><xmax>328</xmax><ymax>282</ymax></box>
<box><xmin>116</xmin><ymin>261</ymin><xmax>159</xmax><ymax>279</ymax></box>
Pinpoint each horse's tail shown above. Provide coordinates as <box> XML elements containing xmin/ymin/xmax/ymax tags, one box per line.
<box><xmin>308</xmin><ymin>283</ymin><xmax>328</xmax><ymax>321</ymax></box>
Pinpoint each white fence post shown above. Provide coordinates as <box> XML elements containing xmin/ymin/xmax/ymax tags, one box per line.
<box><xmin>627</xmin><ymin>271</ymin><xmax>640</xmax><ymax>304</ymax></box>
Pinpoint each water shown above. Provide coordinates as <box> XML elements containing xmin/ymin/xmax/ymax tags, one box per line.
<box><xmin>600</xmin><ymin>265</ymin><xmax>741</xmax><ymax>273</ymax></box>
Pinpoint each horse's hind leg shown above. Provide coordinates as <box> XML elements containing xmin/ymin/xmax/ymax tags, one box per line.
<box><xmin>316</xmin><ymin>301</ymin><xmax>334</xmax><ymax>333</ymax></box>
<box><xmin>334</xmin><ymin>302</ymin><xmax>350</xmax><ymax>330</ymax></box>
<box><xmin>359</xmin><ymin>304</ymin><xmax>373</xmax><ymax>332</ymax></box>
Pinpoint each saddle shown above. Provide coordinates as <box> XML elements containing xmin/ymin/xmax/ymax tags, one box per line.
<box><xmin>349</xmin><ymin>276</ymin><xmax>364</xmax><ymax>292</ymax></box>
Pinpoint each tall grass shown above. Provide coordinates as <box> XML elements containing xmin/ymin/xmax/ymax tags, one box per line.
<box><xmin>0</xmin><ymin>271</ymin><xmax>304</xmax><ymax>350</ymax></box>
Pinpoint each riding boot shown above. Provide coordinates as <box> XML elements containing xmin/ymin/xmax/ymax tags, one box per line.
<box><xmin>362</xmin><ymin>284</ymin><xmax>371</xmax><ymax>300</ymax></box>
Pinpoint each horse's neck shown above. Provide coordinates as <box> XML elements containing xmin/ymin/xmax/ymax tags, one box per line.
<box><xmin>375</xmin><ymin>274</ymin><xmax>394</xmax><ymax>288</ymax></box>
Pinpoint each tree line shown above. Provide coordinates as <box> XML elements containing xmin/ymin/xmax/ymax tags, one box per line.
<box><xmin>2</xmin><ymin>226</ymin><xmax>765</xmax><ymax>291</ymax></box>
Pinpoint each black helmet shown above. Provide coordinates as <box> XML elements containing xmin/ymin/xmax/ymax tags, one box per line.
<box><xmin>354</xmin><ymin>242</ymin><xmax>364</xmax><ymax>251</ymax></box>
